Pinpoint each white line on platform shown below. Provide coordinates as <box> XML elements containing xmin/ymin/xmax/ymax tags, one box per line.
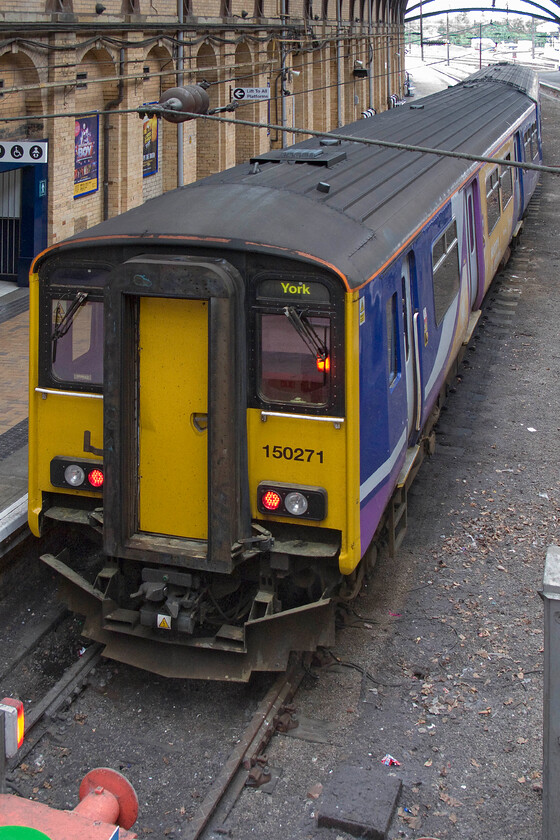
<box><xmin>0</xmin><ymin>494</ymin><xmax>28</xmax><ymax>544</ymax></box>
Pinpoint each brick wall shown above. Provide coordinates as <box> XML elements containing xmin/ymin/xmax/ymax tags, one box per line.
<box><xmin>0</xmin><ymin>1</ymin><xmax>405</xmax><ymax>246</ymax></box>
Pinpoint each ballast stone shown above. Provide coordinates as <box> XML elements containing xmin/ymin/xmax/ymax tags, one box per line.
<box><xmin>317</xmin><ymin>762</ymin><xmax>402</xmax><ymax>839</ymax></box>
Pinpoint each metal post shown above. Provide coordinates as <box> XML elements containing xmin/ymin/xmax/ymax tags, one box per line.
<box><xmin>479</xmin><ymin>22</ymin><xmax>482</xmax><ymax>69</ymax></box>
<box><xmin>336</xmin><ymin>0</ymin><xmax>343</xmax><ymax>127</ymax></box>
<box><xmin>446</xmin><ymin>14</ymin><xmax>450</xmax><ymax>66</ymax></box>
<box><xmin>542</xmin><ymin>544</ymin><xmax>560</xmax><ymax>840</ymax></box>
<box><xmin>177</xmin><ymin>0</ymin><xmax>184</xmax><ymax>186</ymax></box>
<box><xmin>0</xmin><ymin>709</ymin><xmax>6</xmax><ymax>794</ymax></box>
<box><xmin>420</xmin><ymin>0</ymin><xmax>424</xmax><ymax>61</ymax></box>
<box><xmin>386</xmin><ymin>30</ymin><xmax>391</xmax><ymax>106</ymax></box>
<box><xmin>281</xmin><ymin>0</ymin><xmax>288</xmax><ymax>146</ymax></box>
<box><xmin>367</xmin><ymin>0</ymin><xmax>374</xmax><ymax>110</ymax></box>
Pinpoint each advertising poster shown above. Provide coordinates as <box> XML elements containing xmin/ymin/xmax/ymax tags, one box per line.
<box><xmin>143</xmin><ymin>111</ymin><xmax>158</xmax><ymax>178</ymax></box>
<box><xmin>74</xmin><ymin>115</ymin><xmax>99</xmax><ymax>198</ymax></box>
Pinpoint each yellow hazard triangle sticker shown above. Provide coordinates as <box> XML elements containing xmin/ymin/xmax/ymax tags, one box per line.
<box><xmin>157</xmin><ymin>614</ymin><xmax>172</xmax><ymax>630</ymax></box>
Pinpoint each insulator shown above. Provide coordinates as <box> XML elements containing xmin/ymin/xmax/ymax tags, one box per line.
<box><xmin>158</xmin><ymin>85</ymin><xmax>210</xmax><ymax>123</ymax></box>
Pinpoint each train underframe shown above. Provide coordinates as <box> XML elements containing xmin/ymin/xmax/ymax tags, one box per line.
<box><xmin>40</xmin><ymin>519</ymin><xmax>341</xmax><ymax>681</ymax></box>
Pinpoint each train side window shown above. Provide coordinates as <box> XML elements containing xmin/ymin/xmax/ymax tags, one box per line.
<box><xmin>523</xmin><ymin>128</ymin><xmax>531</xmax><ymax>162</ymax></box>
<box><xmin>467</xmin><ymin>194</ymin><xmax>475</xmax><ymax>253</ymax></box>
<box><xmin>401</xmin><ymin>276</ymin><xmax>409</xmax><ymax>361</ymax></box>
<box><xmin>386</xmin><ymin>292</ymin><xmax>399</xmax><ymax>386</ymax></box>
<box><xmin>530</xmin><ymin>121</ymin><xmax>538</xmax><ymax>159</ymax></box>
<box><xmin>258</xmin><ymin>312</ymin><xmax>331</xmax><ymax>407</ymax></box>
<box><xmin>51</xmin><ymin>298</ymin><xmax>104</xmax><ymax>385</ymax></box>
<box><xmin>523</xmin><ymin>124</ymin><xmax>538</xmax><ymax>161</ymax></box>
<box><xmin>486</xmin><ymin>168</ymin><xmax>500</xmax><ymax>233</ymax></box>
<box><xmin>500</xmin><ymin>157</ymin><xmax>513</xmax><ymax>209</ymax></box>
<box><xmin>432</xmin><ymin>220</ymin><xmax>460</xmax><ymax>326</ymax></box>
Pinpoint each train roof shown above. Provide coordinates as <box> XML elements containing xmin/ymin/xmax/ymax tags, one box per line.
<box><xmin>45</xmin><ymin>64</ymin><xmax>539</xmax><ymax>291</ymax></box>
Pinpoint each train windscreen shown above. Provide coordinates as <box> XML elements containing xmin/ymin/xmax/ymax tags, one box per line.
<box><xmin>258</xmin><ymin>312</ymin><xmax>331</xmax><ymax>406</ymax></box>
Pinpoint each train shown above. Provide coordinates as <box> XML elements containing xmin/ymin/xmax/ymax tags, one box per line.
<box><xmin>28</xmin><ymin>64</ymin><xmax>541</xmax><ymax>681</ymax></box>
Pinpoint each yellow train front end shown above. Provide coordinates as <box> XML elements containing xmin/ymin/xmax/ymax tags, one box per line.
<box><xmin>28</xmin><ymin>245</ymin><xmax>360</xmax><ymax>681</ymax></box>
<box><xmin>28</xmin><ymin>264</ymin><xmax>105</xmax><ymax>539</ymax></box>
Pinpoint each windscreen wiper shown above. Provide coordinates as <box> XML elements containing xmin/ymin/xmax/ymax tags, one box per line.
<box><xmin>51</xmin><ymin>291</ymin><xmax>88</xmax><ymax>362</ymax></box>
<box><xmin>283</xmin><ymin>305</ymin><xmax>329</xmax><ymax>363</ymax></box>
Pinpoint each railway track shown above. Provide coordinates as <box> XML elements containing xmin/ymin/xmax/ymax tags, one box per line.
<box><xmin>7</xmin><ymin>643</ymin><xmax>103</xmax><ymax>774</ymax></box>
<box><xmin>185</xmin><ymin>658</ymin><xmax>306</xmax><ymax>840</ymax></box>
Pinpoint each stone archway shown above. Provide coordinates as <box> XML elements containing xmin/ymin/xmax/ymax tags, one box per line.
<box><xmin>0</xmin><ymin>50</ymin><xmax>43</xmax><ymax>140</ymax></box>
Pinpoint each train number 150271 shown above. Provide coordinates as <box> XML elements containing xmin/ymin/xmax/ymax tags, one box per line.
<box><xmin>262</xmin><ymin>445</ymin><xmax>324</xmax><ymax>463</ymax></box>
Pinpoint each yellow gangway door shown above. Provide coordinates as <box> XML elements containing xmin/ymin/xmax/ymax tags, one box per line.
<box><xmin>138</xmin><ymin>297</ymin><xmax>208</xmax><ymax>539</ymax></box>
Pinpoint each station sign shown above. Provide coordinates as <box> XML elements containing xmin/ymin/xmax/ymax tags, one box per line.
<box><xmin>0</xmin><ymin>140</ymin><xmax>48</xmax><ymax>164</ymax></box>
<box><xmin>232</xmin><ymin>86</ymin><xmax>270</xmax><ymax>102</ymax></box>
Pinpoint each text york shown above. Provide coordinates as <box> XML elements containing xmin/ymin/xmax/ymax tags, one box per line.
<box><xmin>281</xmin><ymin>282</ymin><xmax>310</xmax><ymax>295</ymax></box>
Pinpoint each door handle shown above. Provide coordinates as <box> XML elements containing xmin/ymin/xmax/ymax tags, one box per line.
<box><xmin>83</xmin><ymin>430</ymin><xmax>103</xmax><ymax>456</ymax></box>
<box><xmin>192</xmin><ymin>413</ymin><xmax>208</xmax><ymax>432</ymax></box>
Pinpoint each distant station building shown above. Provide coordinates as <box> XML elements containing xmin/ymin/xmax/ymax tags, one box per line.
<box><xmin>470</xmin><ymin>37</ymin><xmax>496</xmax><ymax>51</ymax></box>
<box><xmin>0</xmin><ymin>0</ymin><xmax>406</xmax><ymax>284</ymax></box>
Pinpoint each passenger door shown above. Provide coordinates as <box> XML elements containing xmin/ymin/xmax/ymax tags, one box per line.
<box><xmin>401</xmin><ymin>254</ymin><xmax>421</xmax><ymax>440</ymax></box>
<box><xmin>138</xmin><ymin>297</ymin><xmax>208</xmax><ymax>539</ymax></box>
<box><xmin>464</xmin><ymin>182</ymin><xmax>479</xmax><ymax>308</ymax></box>
<box><xmin>102</xmin><ymin>254</ymin><xmax>250</xmax><ymax>573</ymax></box>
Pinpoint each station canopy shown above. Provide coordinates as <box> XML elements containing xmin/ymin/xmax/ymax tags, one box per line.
<box><xmin>405</xmin><ymin>0</ymin><xmax>560</xmax><ymax>25</ymax></box>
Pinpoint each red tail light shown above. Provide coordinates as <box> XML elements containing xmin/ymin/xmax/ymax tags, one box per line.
<box><xmin>261</xmin><ymin>489</ymin><xmax>282</xmax><ymax>511</ymax></box>
<box><xmin>88</xmin><ymin>468</ymin><xmax>104</xmax><ymax>488</ymax></box>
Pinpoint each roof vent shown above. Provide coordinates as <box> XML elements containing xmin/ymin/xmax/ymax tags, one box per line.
<box><xmin>251</xmin><ymin>147</ymin><xmax>346</xmax><ymax>168</ymax></box>
<box><xmin>317</xmin><ymin>182</ymin><xmax>330</xmax><ymax>193</ymax></box>
<box><xmin>281</xmin><ymin>149</ymin><xmax>323</xmax><ymax>160</ymax></box>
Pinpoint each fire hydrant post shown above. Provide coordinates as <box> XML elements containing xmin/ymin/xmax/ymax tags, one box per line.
<box><xmin>542</xmin><ymin>544</ymin><xmax>560</xmax><ymax>840</ymax></box>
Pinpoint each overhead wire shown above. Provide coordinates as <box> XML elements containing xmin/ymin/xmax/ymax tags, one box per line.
<box><xmin>0</xmin><ymin>28</ymin><xmax>387</xmax><ymax>91</ymax></box>
<box><xmin>1</xmin><ymin>101</ymin><xmax>558</xmax><ymax>176</ymax></box>
<box><xmin>0</xmin><ymin>38</ymin><xmax>400</xmax><ymax>102</ymax></box>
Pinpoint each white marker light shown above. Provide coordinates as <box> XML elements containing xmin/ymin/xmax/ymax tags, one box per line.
<box><xmin>284</xmin><ymin>492</ymin><xmax>308</xmax><ymax>516</ymax></box>
<box><xmin>64</xmin><ymin>464</ymin><xmax>85</xmax><ymax>486</ymax></box>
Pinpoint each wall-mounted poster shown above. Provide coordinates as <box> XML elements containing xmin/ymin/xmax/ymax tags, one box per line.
<box><xmin>74</xmin><ymin>115</ymin><xmax>99</xmax><ymax>198</ymax></box>
<box><xmin>143</xmin><ymin>110</ymin><xmax>158</xmax><ymax>178</ymax></box>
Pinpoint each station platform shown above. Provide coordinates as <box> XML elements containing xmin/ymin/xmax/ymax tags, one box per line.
<box><xmin>0</xmin><ymin>280</ymin><xmax>29</xmax><ymax>547</ymax></box>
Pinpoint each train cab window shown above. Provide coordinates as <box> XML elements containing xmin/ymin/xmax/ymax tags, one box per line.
<box><xmin>51</xmin><ymin>296</ymin><xmax>104</xmax><ymax>385</ymax></box>
<box><xmin>258</xmin><ymin>312</ymin><xmax>331</xmax><ymax>406</ymax></box>
<box><xmin>500</xmin><ymin>157</ymin><xmax>513</xmax><ymax>209</ymax></box>
<box><xmin>432</xmin><ymin>220</ymin><xmax>460</xmax><ymax>325</ymax></box>
<box><xmin>486</xmin><ymin>168</ymin><xmax>500</xmax><ymax>233</ymax></box>
<box><xmin>40</xmin><ymin>265</ymin><xmax>107</xmax><ymax>390</ymax></box>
